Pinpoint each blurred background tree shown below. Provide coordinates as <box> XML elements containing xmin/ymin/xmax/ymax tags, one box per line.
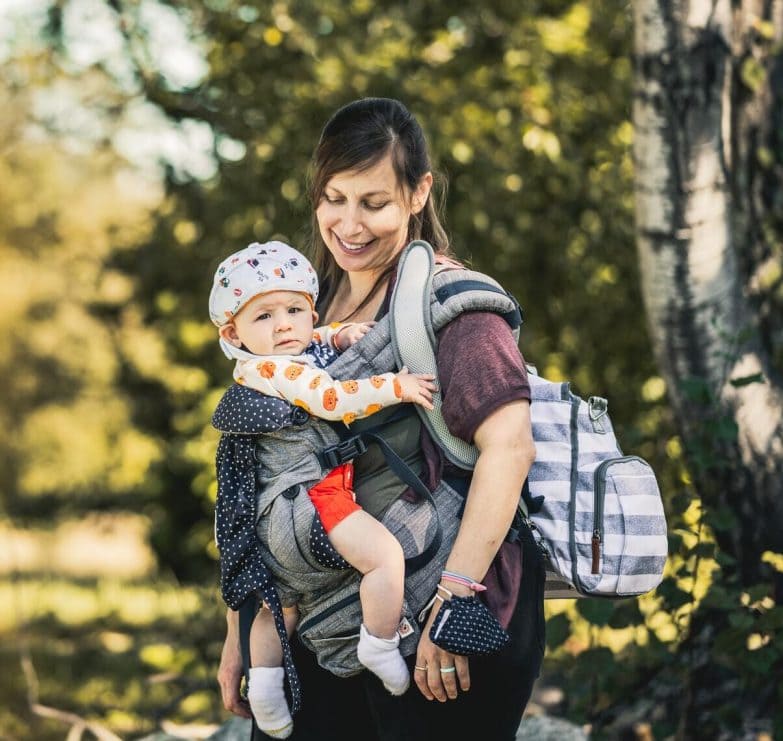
<box><xmin>633</xmin><ymin>1</ymin><xmax>783</xmax><ymax>736</ymax></box>
<box><xmin>0</xmin><ymin>0</ymin><xmax>780</xmax><ymax>738</ymax></box>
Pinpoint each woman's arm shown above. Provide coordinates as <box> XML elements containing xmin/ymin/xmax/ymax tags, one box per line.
<box><xmin>412</xmin><ymin>311</ymin><xmax>535</xmax><ymax>701</ymax></box>
<box><xmin>413</xmin><ymin>399</ymin><xmax>535</xmax><ymax>702</ymax></box>
<box><xmin>444</xmin><ymin>399</ymin><xmax>535</xmax><ymax>582</ymax></box>
<box><xmin>217</xmin><ymin>608</ymin><xmax>252</xmax><ymax>718</ymax></box>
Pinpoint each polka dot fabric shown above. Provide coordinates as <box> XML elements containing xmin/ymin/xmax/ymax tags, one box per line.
<box><xmin>428</xmin><ymin>595</ymin><xmax>510</xmax><ymax>657</ymax></box>
<box><xmin>212</xmin><ymin>384</ymin><xmax>307</xmax><ymax>713</ymax></box>
<box><xmin>309</xmin><ymin>516</ymin><xmax>350</xmax><ymax>570</ymax></box>
<box><xmin>211</xmin><ymin>339</ymin><xmax>347</xmax><ymax>716</ymax></box>
<box><xmin>211</xmin><ymin>383</ymin><xmax>295</xmax><ymax>434</ymax></box>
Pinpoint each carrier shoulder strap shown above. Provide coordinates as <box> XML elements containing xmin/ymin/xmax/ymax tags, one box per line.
<box><xmin>389</xmin><ymin>240</ymin><xmax>522</xmax><ymax>472</ymax></box>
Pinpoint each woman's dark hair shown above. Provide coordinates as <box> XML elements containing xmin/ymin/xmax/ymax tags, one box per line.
<box><xmin>307</xmin><ymin>97</ymin><xmax>451</xmax><ymax>318</ymax></box>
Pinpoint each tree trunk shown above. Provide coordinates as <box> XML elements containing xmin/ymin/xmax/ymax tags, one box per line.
<box><xmin>632</xmin><ymin>0</ymin><xmax>783</xmax><ymax>586</ymax></box>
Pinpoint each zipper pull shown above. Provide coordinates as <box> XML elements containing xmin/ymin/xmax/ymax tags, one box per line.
<box><xmin>591</xmin><ymin>530</ymin><xmax>601</xmax><ymax>574</ymax></box>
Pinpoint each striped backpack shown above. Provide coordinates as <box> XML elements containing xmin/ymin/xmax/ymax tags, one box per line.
<box><xmin>391</xmin><ymin>241</ymin><xmax>668</xmax><ymax>599</ymax></box>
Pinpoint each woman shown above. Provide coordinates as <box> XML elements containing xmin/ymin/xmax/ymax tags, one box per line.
<box><xmin>217</xmin><ymin>97</ymin><xmax>544</xmax><ymax>740</ymax></box>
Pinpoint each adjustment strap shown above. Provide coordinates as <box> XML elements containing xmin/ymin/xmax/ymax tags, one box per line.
<box><xmin>320</xmin><ymin>406</ymin><xmax>441</xmax><ymax>574</ymax></box>
<box><xmin>358</xmin><ymin>430</ymin><xmax>441</xmax><ymax>574</ymax></box>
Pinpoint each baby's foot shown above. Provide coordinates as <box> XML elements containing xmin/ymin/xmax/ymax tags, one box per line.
<box><xmin>357</xmin><ymin>623</ymin><xmax>410</xmax><ymax>696</ymax></box>
<box><xmin>247</xmin><ymin>666</ymin><xmax>293</xmax><ymax>739</ymax></box>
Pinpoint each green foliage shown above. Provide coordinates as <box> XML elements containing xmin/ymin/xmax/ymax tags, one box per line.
<box><xmin>575</xmin><ymin>598</ymin><xmax>614</xmax><ymax>627</ymax></box>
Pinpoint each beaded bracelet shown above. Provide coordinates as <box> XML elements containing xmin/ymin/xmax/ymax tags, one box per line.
<box><xmin>441</xmin><ymin>569</ymin><xmax>487</xmax><ymax>592</ymax></box>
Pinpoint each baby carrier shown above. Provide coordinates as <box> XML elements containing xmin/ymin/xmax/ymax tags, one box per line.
<box><xmin>211</xmin><ymin>240</ymin><xmax>667</xmax><ymax>717</ymax></box>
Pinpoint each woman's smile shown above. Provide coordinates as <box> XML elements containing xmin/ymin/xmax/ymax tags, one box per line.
<box><xmin>333</xmin><ymin>232</ymin><xmax>376</xmax><ymax>253</ymax></box>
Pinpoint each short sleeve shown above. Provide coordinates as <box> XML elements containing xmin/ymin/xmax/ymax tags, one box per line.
<box><xmin>437</xmin><ymin>312</ymin><xmax>530</xmax><ymax>443</ymax></box>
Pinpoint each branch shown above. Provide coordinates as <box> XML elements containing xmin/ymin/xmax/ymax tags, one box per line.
<box><xmin>103</xmin><ymin>0</ymin><xmax>221</xmax><ymax>126</ymax></box>
<box><xmin>20</xmin><ymin>650</ymin><xmax>123</xmax><ymax>741</ymax></box>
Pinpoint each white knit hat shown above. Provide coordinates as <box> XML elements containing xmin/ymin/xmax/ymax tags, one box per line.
<box><xmin>208</xmin><ymin>241</ymin><xmax>319</xmax><ymax>327</ymax></box>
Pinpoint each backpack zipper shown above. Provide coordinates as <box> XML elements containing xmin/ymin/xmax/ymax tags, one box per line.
<box><xmin>591</xmin><ymin>456</ymin><xmax>644</xmax><ymax>574</ymax></box>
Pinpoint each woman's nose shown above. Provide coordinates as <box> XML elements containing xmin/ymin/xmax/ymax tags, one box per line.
<box><xmin>338</xmin><ymin>203</ymin><xmax>363</xmax><ymax>236</ymax></box>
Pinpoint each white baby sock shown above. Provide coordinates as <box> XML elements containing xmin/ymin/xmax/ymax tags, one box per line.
<box><xmin>356</xmin><ymin>623</ymin><xmax>410</xmax><ymax>696</ymax></box>
<box><xmin>247</xmin><ymin>666</ymin><xmax>293</xmax><ymax>739</ymax></box>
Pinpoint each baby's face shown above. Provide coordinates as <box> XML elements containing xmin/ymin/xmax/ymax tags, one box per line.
<box><xmin>227</xmin><ymin>290</ymin><xmax>316</xmax><ymax>356</ymax></box>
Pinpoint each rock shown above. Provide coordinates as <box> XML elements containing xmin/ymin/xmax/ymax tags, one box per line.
<box><xmin>516</xmin><ymin>715</ymin><xmax>589</xmax><ymax>740</ymax></box>
<box><xmin>205</xmin><ymin>717</ymin><xmax>253</xmax><ymax>740</ymax></box>
<box><xmin>136</xmin><ymin>717</ymin><xmax>250</xmax><ymax>741</ymax></box>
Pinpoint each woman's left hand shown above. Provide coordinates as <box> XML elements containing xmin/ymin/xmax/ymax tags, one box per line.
<box><xmin>334</xmin><ymin>321</ymin><xmax>376</xmax><ymax>351</ymax></box>
<box><xmin>413</xmin><ymin>588</ymin><xmax>471</xmax><ymax>701</ymax></box>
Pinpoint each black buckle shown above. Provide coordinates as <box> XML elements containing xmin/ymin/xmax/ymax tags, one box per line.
<box><xmin>319</xmin><ymin>436</ymin><xmax>367</xmax><ymax>469</ymax></box>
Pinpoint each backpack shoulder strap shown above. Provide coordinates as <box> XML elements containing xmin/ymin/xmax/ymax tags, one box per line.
<box><xmin>389</xmin><ymin>240</ymin><xmax>522</xmax><ymax>471</ymax></box>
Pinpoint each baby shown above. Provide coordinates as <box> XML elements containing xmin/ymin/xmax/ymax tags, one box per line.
<box><xmin>209</xmin><ymin>241</ymin><xmax>436</xmax><ymax>738</ymax></box>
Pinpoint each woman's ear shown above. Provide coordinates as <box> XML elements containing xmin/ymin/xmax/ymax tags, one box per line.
<box><xmin>218</xmin><ymin>323</ymin><xmax>242</xmax><ymax>347</ymax></box>
<box><xmin>411</xmin><ymin>172</ymin><xmax>434</xmax><ymax>214</ymax></box>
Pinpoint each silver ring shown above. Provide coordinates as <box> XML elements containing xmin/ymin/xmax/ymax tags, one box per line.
<box><xmin>414</xmin><ymin>665</ymin><xmax>427</xmax><ymax>671</ymax></box>
<box><xmin>439</xmin><ymin>666</ymin><xmax>456</xmax><ymax>674</ymax></box>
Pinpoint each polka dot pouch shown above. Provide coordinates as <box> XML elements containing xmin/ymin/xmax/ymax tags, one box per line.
<box><xmin>428</xmin><ymin>594</ymin><xmax>510</xmax><ymax>657</ymax></box>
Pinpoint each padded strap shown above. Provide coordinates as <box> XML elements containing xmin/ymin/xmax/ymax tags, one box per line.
<box><xmin>434</xmin><ymin>279</ymin><xmax>523</xmax><ymax>330</ymax></box>
<box><xmin>390</xmin><ymin>241</ymin><xmax>479</xmax><ymax>469</ymax></box>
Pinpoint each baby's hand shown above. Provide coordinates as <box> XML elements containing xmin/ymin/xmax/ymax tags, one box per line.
<box><xmin>395</xmin><ymin>366</ymin><xmax>437</xmax><ymax>410</ymax></box>
<box><xmin>334</xmin><ymin>322</ymin><xmax>376</xmax><ymax>352</ymax></box>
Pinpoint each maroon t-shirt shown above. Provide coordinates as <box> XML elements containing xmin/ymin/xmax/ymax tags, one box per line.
<box><xmin>438</xmin><ymin>312</ymin><xmax>530</xmax><ymax>443</ymax></box>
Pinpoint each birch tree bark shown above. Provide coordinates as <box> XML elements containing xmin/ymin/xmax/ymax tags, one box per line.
<box><xmin>632</xmin><ymin>0</ymin><xmax>783</xmax><ymax>586</ymax></box>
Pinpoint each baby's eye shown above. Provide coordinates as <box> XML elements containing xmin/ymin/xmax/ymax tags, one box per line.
<box><xmin>256</xmin><ymin>313</ymin><xmax>271</xmax><ymax>321</ymax></box>
<box><xmin>288</xmin><ymin>307</ymin><xmax>303</xmax><ymax>314</ymax></box>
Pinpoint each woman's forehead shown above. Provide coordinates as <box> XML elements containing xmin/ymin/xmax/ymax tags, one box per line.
<box><xmin>325</xmin><ymin>154</ymin><xmax>401</xmax><ymax>195</ymax></box>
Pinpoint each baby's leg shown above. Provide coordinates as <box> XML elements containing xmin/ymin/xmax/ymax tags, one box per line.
<box><xmin>249</xmin><ymin>604</ymin><xmax>298</xmax><ymax>666</ymax></box>
<box><xmin>328</xmin><ymin>512</ymin><xmax>409</xmax><ymax>695</ymax></box>
<box><xmin>247</xmin><ymin>605</ymin><xmax>298</xmax><ymax>739</ymax></box>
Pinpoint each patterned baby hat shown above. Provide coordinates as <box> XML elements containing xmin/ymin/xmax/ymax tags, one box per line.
<box><xmin>208</xmin><ymin>241</ymin><xmax>319</xmax><ymax>327</ymax></box>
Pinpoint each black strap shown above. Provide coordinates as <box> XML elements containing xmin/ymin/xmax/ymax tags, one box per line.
<box><xmin>323</xmin><ymin>407</ymin><xmax>443</xmax><ymax>574</ymax></box>
<box><xmin>238</xmin><ymin>597</ymin><xmax>260</xmax><ymax>741</ymax></box>
<box><xmin>358</xmin><ymin>429</ymin><xmax>442</xmax><ymax>574</ymax></box>
<box><xmin>238</xmin><ymin>597</ymin><xmax>256</xmax><ymax>684</ymax></box>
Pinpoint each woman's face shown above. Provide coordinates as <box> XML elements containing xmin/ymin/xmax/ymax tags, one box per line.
<box><xmin>316</xmin><ymin>154</ymin><xmax>432</xmax><ymax>278</ymax></box>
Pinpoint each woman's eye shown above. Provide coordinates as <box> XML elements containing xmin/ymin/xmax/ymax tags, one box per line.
<box><xmin>324</xmin><ymin>195</ymin><xmax>344</xmax><ymax>205</ymax></box>
<box><xmin>364</xmin><ymin>201</ymin><xmax>387</xmax><ymax>211</ymax></box>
